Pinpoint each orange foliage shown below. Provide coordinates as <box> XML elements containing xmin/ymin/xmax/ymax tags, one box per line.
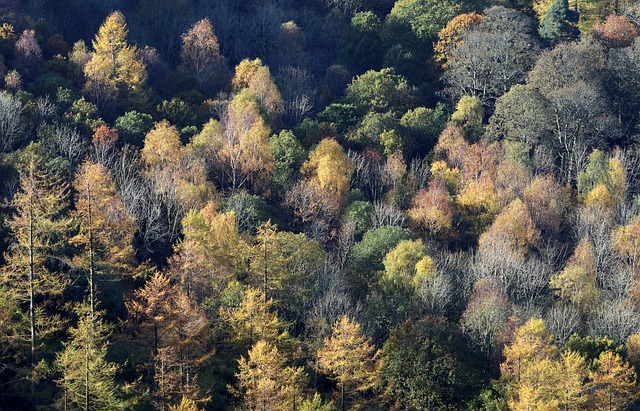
<box><xmin>593</xmin><ymin>15</ymin><xmax>638</xmax><ymax>48</ymax></box>
<box><xmin>434</xmin><ymin>12</ymin><xmax>483</xmax><ymax>68</ymax></box>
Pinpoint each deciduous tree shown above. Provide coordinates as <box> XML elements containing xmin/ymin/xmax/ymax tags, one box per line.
<box><xmin>84</xmin><ymin>11</ymin><xmax>147</xmax><ymax>111</ymax></box>
<box><xmin>180</xmin><ymin>19</ymin><xmax>223</xmax><ymax>88</ymax></box>
<box><xmin>317</xmin><ymin>315</ymin><xmax>379</xmax><ymax>411</ymax></box>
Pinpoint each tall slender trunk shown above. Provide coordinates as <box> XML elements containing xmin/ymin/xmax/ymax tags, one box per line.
<box><xmin>86</xmin><ymin>183</ymin><xmax>96</xmax><ymax>322</ymax></box>
<box><xmin>263</xmin><ymin>235</ymin><xmax>268</xmax><ymax>302</ymax></box>
<box><xmin>28</xmin><ymin>176</ymin><xmax>35</xmax><ymax>410</ymax></box>
<box><xmin>85</xmin><ymin>341</ymin><xmax>90</xmax><ymax>411</ymax></box>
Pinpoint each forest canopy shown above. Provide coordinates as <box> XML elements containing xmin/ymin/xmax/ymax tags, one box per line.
<box><xmin>2</xmin><ymin>0</ymin><xmax>640</xmax><ymax>410</ymax></box>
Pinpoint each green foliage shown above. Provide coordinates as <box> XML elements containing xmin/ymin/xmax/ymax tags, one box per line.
<box><xmin>351</xmin><ymin>226</ymin><xmax>415</xmax><ymax>274</ymax></box>
<box><xmin>451</xmin><ymin>95</ymin><xmax>484</xmax><ymax>141</ymax></box>
<box><xmin>344</xmin><ymin>11</ymin><xmax>383</xmax><ymax>74</ymax></box>
<box><xmin>114</xmin><ymin>110</ymin><xmax>154</xmax><ymax>146</ymax></box>
<box><xmin>539</xmin><ymin>0</ymin><xmax>579</xmax><ymax>43</ymax></box>
<box><xmin>269</xmin><ymin>130</ymin><xmax>306</xmax><ymax>192</ymax></box>
<box><xmin>346</xmin><ymin>200</ymin><xmax>374</xmax><ymax>237</ymax></box>
<box><xmin>157</xmin><ymin>98</ymin><xmax>198</xmax><ymax>129</ymax></box>
<box><xmin>382</xmin><ymin>0</ymin><xmax>461</xmax><ymax>81</ymax></box>
<box><xmin>346</xmin><ymin>111</ymin><xmax>398</xmax><ymax>150</ymax></box>
<box><xmin>564</xmin><ymin>334</ymin><xmax>623</xmax><ymax>371</ymax></box>
<box><xmin>345</xmin><ymin>68</ymin><xmax>416</xmax><ymax>115</ymax></box>
<box><xmin>399</xmin><ymin>104</ymin><xmax>449</xmax><ymax>156</ymax></box>
<box><xmin>317</xmin><ymin>103</ymin><xmax>361</xmax><ymax>135</ymax></box>
<box><xmin>381</xmin><ymin>317</ymin><xmax>486</xmax><ymax>410</ymax></box>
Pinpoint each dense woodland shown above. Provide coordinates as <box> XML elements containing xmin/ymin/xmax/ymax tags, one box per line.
<box><xmin>2</xmin><ymin>0</ymin><xmax>640</xmax><ymax>409</ymax></box>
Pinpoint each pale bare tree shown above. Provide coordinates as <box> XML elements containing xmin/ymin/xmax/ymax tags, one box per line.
<box><xmin>545</xmin><ymin>303</ymin><xmax>581</xmax><ymax>346</ymax></box>
<box><xmin>0</xmin><ymin>91</ymin><xmax>25</xmax><ymax>152</ymax></box>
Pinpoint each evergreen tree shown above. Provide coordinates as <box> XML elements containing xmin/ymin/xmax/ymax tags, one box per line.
<box><xmin>540</xmin><ymin>0</ymin><xmax>579</xmax><ymax>44</ymax></box>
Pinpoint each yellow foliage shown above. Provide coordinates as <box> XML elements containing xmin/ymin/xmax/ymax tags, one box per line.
<box><xmin>589</xmin><ymin>351</ymin><xmax>638</xmax><ymax>410</ymax></box>
<box><xmin>301</xmin><ymin>138</ymin><xmax>352</xmax><ymax>201</ymax></box>
<box><xmin>550</xmin><ymin>237</ymin><xmax>599</xmax><ymax>312</ymax></box>
<box><xmin>413</xmin><ymin>256</ymin><xmax>436</xmax><ymax>287</ymax></box>
<box><xmin>317</xmin><ymin>315</ymin><xmax>379</xmax><ymax>409</ymax></box>
<box><xmin>533</xmin><ymin>0</ymin><xmax>554</xmax><ymax>24</ymax></box>
<box><xmin>141</xmin><ymin>121</ymin><xmax>182</xmax><ymax>169</ymax></box>
<box><xmin>456</xmin><ymin>178</ymin><xmax>497</xmax><ymax>214</ymax></box>
<box><xmin>613</xmin><ymin>215</ymin><xmax>640</xmax><ymax>269</ymax></box>
<box><xmin>434</xmin><ymin>13</ymin><xmax>483</xmax><ymax>68</ymax></box>
<box><xmin>501</xmin><ymin>319</ymin><xmax>557</xmax><ymax>381</ymax></box>
<box><xmin>232</xmin><ymin>58</ymin><xmax>263</xmax><ymax>90</ymax></box>
<box><xmin>607</xmin><ymin>157</ymin><xmax>627</xmax><ymax>205</ymax></box>
<box><xmin>382</xmin><ymin>239</ymin><xmax>427</xmax><ymax>287</ymax></box>
<box><xmin>430</xmin><ymin>160</ymin><xmax>460</xmax><ymax>194</ymax></box>
<box><xmin>478</xmin><ymin>198</ymin><xmax>540</xmax><ymax>255</ymax></box>
<box><xmin>584</xmin><ymin>183</ymin><xmax>615</xmax><ymax>211</ymax></box>
<box><xmin>84</xmin><ymin>11</ymin><xmax>146</xmax><ymax>105</ymax></box>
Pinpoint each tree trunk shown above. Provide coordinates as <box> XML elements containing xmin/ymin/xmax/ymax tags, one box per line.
<box><xmin>28</xmin><ymin>180</ymin><xmax>35</xmax><ymax>410</ymax></box>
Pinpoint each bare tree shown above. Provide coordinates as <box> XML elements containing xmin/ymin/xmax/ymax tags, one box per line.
<box><xmin>588</xmin><ymin>299</ymin><xmax>640</xmax><ymax>344</ymax></box>
<box><xmin>49</xmin><ymin>125</ymin><xmax>87</xmax><ymax>165</ymax></box>
<box><xmin>416</xmin><ymin>271</ymin><xmax>452</xmax><ymax>315</ymax></box>
<box><xmin>545</xmin><ymin>303</ymin><xmax>581</xmax><ymax>346</ymax></box>
<box><xmin>371</xmin><ymin>201</ymin><xmax>405</xmax><ymax>228</ymax></box>
<box><xmin>442</xmin><ymin>7</ymin><xmax>540</xmax><ymax>108</ymax></box>
<box><xmin>601</xmin><ymin>265</ymin><xmax>635</xmax><ymax>300</ymax></box>
<box><xmin>0</xmin><ymin>91</ymin><xmax>25</xmax><ymax>152</ymax></box>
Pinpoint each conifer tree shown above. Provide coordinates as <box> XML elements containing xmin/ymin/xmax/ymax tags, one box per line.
<box><xmin>317</xmin><ymin>315</ymin><xmax>379</xmax><ymax>411</ymax></box>
<box><xmin>71</xmin><ymin>161</ymin><xmax>136</xmax><ymax>317</ymax></box>
<box><xmin>84</xmin><ymin>11</ymin><xmax>147</xmax><ymax>111</ymax></box>
<box><xmin>1</xmin><ymin>147</ymin><xmax>71</xmax><ymax>402</ymax></box>
<box><xmin>55</xmin><ymin>304</ymin><xmax>137</xmax><ymax>410</ymax></box>
<box><xmin>540</xmin><ymin>0</ymin><xmax>579</xmax><ymax>44</ymax></box>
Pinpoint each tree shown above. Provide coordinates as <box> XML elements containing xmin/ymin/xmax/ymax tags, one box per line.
<box><xmin>249</xmin><ymin>224</ymin><xmax>326</xmax><ymax>321</ymax></box>
<box><xmin>301</xmin><ymin>138</ymin><xmax>352</xmax><ymax>203</ymax></box>
<box><xmin>71</xmin><ymin>161</ymin><xmax>136</xmax><ymax>317</ymax></box>
<box><xmin>539</xmin><ymin>0</ymin><xmax>579</xmax><ymax>44</ymax></box>
<box><xmin>344</xmin><ymin>11</ymin><xmax>383</xmax><ymax>74</ymax></box>
<box><xmin>14</xmin><ymin>29</ymin><xmax>42</xmax><ymax>79</ymax></box>
<box><xmin>127</xmin><ymin>273</ymin><xmax>210</xmax><ymax>408</ymax></box>
<box><xmin>1</xmin><ymin>148</ymin><xmax>71</xmax><ymax>402</ymax></box>
<box><xmin>550</xmin><ymin>238</ymin><xmax>600</xmax><ymax>313</ymax></box>
<box><xmin>141</xmin><ymin>121</ymin><xmax>215</xmax><ymax>231</ymax></box>
<box><xmin>461</xmin><ymin>278</ymin><xmax>510</xmax><ymax>354</ymax></box>
<box><xmin>408</xmin><ymin>178</ymin><xmax>453</xmax><ymax>237</ymax></box>
<box><xmin>344</xmin><ymin>68</ymin><xmax>416</xmax><ymax>115</ymax></box>
<box><xmin>180</xmin><ymin>18</ymin><xmax>223</xmax><ymax>89</ymax></box>
<box><xmin>83</xmin><ymin>11</ymin><xmax>147</xmax><ymax>111</ymax></box>
<box><xmin>434</xmin><ymin>12</ymin><xmax>483</xmax><ymax>68</ymax></box>
<box><xmin>588</xmin><ymin>351</ymin><xmax>638</xmax><ymax>411</ymax></box>
<box><xmin>381</xmin><ymin>239</ymin><xmax>427</xmax><ymax>288</ymax></box>
<box><xmin>317</xmin><ymin>315</ymin><xmax>379</xmax><ymax>411</ymax></box>
<box><xmin>269</xmin><ymin>130</ymin><xmax>305</xmax><ymax>192</ymax></box>
<box><xmin>55</xmin><ymin>305</ymin><xmax>136</xmax><ymax>410</ymax></box>
<box><xmin>382</xmin><ymin>0</ymin><xmax>461</xmax><ymax>81</ymax></box>
<box><xmin>522</xmin><ymin>175</ymin><xmax>571</xmax><ymax>238</ymax></box>
<box><xmin>501</xmin><ymin>319</ymin><xmax>557</xmax><ymax>383</ymax></box>
<box><xmin>168</xmin><ymin>202</ymin><xmax>247</xmax><ymax>304</ymax></box>
<box><xmin>486</xmin><ymin>85</ymin><xmax>555</xmax><ymax>165</ymax></box>
<box><xmin>382</xmin><ymin>316</ymin><xmax>485</xmax><ymax>410</ymax></box>
<box><xmin>200</xmin><ymin>92</ymin><xmax>275</xmax><ymax>193</ymax></box>
<box><xmin>451</xmin><ymin>95</ymin><xmax>484</xmax><ymax>141</ymax></box>
<box><xmin>478</xmin><ymin>199</ymin><xmax>540</xmax><ymax>257</ymax></box>
<box><xmin>613</xmin><ymin>215</ymin><xmax>640</xmax><ymax>273</ymax></box>
<box><xmin>234</xmin><ymin>340</ymin><xmax>306</xmax><ymax>411</ymax></box>
<box><xmin>220</xmin><ymin>286</ymin><xmax>286</xmax><ymax>348</ymax></box>
<box><xmin>0</xmin><ymin>91</ymin><xmax>26</xmax><ymax>152</ymax></box>
<box><xmin>442</xmin><ymin>7</ymin><xmax>540</xmax><ymax>108</ymax></box>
